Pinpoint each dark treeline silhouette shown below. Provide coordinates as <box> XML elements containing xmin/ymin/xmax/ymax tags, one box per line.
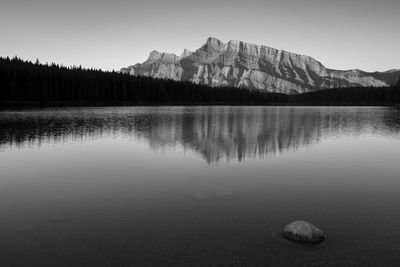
<box><xmin>0</xmin><ymin>57</ymin><xmax>285</xmax><ymax>106</ymax></box>
<box><xmin>0</xmin><ymin>57</ymin><xmax>399</xmax><ymax>107</ymax></box>
<box><xmin>288</xmin><ymin>86</ymin><xmax>400</xmax><ymax>106</ymax></box>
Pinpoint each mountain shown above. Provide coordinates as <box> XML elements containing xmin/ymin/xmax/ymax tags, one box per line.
<box><xmin>121</xmin><ymin>37</ymin><xmax>400</xmax><ymax>94</ymax></box>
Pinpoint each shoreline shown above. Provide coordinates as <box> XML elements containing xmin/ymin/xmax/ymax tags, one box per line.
<box><xmin>1</xmin><ymin>102</ymin><xmax>399</xmax><ymax>109</ymax></box>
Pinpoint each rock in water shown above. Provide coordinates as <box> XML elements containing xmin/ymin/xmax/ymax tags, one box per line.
<box><xmin>282</xmin><ymin>220</ymin><xmax>326</xmax><ymax>243</ymax></box>
<box><xmin>215</xmin><ymin>189</ymin><xmax>236</xmax><ymax>201</ymax></box>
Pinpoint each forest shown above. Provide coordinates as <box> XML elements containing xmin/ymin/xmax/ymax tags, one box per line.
<box><xmin>0</xmin><ymin>57</ymin><xmax>399</xmax><ymax>107</ymax></box>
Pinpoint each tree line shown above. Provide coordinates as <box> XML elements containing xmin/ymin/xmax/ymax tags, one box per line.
<box><xmin>0</xmin><ymin>57</ymin><xmax>399</xmax><ymax>107</ymax></box>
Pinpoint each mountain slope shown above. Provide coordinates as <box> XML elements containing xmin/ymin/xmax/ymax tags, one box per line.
<box><xmin>121</xmin><ymin>37</ymin><xmax>400</xmax><ymax>94</ymax></box>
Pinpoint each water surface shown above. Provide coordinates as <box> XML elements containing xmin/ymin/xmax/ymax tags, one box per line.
<box><xmin>1</xmin><ymin>106</ymin><xmax>400</xmax><ymax>266</ymax></box>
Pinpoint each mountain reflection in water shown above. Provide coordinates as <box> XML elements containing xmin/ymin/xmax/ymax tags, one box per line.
<box><xmin>0</xmin><ymin>106</ymin><xmax>399</xmax><ymax>163</ymax></box>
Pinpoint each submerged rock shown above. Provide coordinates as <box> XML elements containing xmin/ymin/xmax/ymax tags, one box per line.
<box><xmin>191</xmin><ymin>192</ymin><xmax>210</xmax><ymax>201</ymax></box>
<box><xmin>215</xmin><ymin>189</ymin><xmax>236</xmax><ymax>201</ymax></box>
<box><xmin>282</xmin><ymin>220</ymin><xmax>326</xmax><ymax>243</ymax></box>
<box><xmin>15</xmin><ymin>224</ymin><xmax>39</xmax><ymax>233</ymax></box>
<box><xmin>51</xmin><ymin>215</ymin><xmax>70</xmax><ymax>223</ymax></box>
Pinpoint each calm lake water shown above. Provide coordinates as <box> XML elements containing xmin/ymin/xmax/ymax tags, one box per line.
<box><xmin>1</xmin><ymin>106</ymin><xmax>400</xmax><ymax>267</ymax></box>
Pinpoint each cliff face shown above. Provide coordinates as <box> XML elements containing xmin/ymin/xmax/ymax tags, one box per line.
<box><xmin>121</xmin><ymin>37</ymin><xmax>400</xmax><ymax>94</ymax></box>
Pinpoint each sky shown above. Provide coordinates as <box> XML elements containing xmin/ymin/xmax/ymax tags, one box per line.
<box><xmin>1</xmin><ymin>0</ymin><xmax>399</xmax><ymax>72</ymax></box>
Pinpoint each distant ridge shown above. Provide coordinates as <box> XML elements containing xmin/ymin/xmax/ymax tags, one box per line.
<box><xmin>121</xmin><ymin>37</ymin><xmax>400</xmax><ymax>94</ymax></box>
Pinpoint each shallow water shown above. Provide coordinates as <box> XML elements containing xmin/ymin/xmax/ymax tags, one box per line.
<box><xmin>1</xmin><ymin>106</ymin><xmax>400</xmax><ymax>266</ymax></box>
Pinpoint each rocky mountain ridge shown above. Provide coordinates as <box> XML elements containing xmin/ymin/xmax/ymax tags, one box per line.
<box><xmin>121</xmin><ymin>37</ymin><xmax>399</xmax><ymax>94</ymax></box>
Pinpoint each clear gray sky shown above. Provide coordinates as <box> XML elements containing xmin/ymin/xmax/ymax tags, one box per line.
<box><xmin>1</xmin><ymin>0</ymin><xmax>399</xmax><ymax>72</ymax></box>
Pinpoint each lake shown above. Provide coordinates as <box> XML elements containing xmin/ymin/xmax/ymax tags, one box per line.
<box><xmin>1</xmin><ymin>106</ymin><xmax>400</xmax><ymax>266</ymax></box>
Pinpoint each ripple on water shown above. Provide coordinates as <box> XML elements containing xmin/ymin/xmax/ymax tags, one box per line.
<box><xmin>51</xmin><ymin>215</ymin><xmax>71</xmax><ymax>223</ymax></box>
<box><xmin>14</xmin><ymin>224</ymin><xmax>40</xmax><ymax>234</ymax></box>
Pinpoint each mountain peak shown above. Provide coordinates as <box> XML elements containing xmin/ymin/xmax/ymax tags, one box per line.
<box><xmin>205</xmin><ymin>37</ymin><xmax>224</xmax><ymax>50</ymax></box>
<box><xmin>180</xmin><ymin>49</ymin><xmax>193</xmax><ymax>58</ymax></box>
<box><xmin>207</xmin><ymin>37</ymin><xmax>222</xmax><ymax>43</ymax></box>
<box><xmin>121</xmin><ymin>38</ymin><xmax>399</xmax><ymax>94</ymax></box>
<box><xmin>145</xmin><ymin>50</ymin><xmax>179</xmax><ymax>66</ymax></box>
<box><xmin>148</xmin><ymin>50</ymin><xmax>162</xmax><ymax>60</ymax></box>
